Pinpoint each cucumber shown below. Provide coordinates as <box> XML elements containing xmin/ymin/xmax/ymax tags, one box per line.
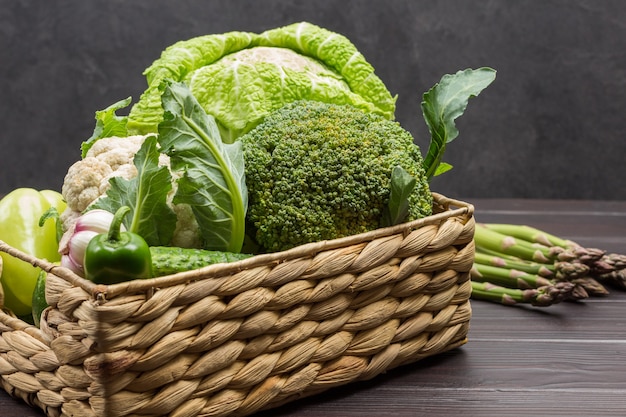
<box><xmin>150</xmin><ymin>246</ymin><xmax>254</xmax><ymax>277</ymax></box>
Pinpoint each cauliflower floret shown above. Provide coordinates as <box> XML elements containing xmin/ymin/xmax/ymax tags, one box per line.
<box><xmin>170</xmin><ymin>203</ymin><xmax>202</xmax><ymax>248</ymax></box>
<box><xmin>62</xmin><ymin>157</ymin><xmax>114</xmax><ymax>212</ymax></box>
<box><xmin>60</xmin><ymin>135</ymin><xmax>202</xmax><ymax>248</ymax></box>
<box><xmin>62</xmin><ymin>135</ymin><xmax>147</xmax><ymax>212</ymax></box>
<box><xmin>86</xmin><ymin>135</ymin><xmax>144</xmax><ymax>170</ymax></box>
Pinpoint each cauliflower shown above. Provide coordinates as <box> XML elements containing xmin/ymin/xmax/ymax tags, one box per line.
<box><xmin>60</xmin><ymin>135</ymin><xmax>202</xmax><ymax>248</ymax></box>
<box><xmin>62</xmin><ymin>135</ymin><xmax>144</xmax><ymax>213</ymax></box>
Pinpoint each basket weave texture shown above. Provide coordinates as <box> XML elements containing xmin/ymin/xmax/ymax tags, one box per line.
<box><xmin>0</xmin><ymin>193</ymin><xmax>474</xmax><ymax>417</ymax></box>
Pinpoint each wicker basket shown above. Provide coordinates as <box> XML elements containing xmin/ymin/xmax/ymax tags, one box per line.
<box><xmin>0</xmin><ymin>193</ymin><xmax>474</xmax><ymax>417</ymax></box>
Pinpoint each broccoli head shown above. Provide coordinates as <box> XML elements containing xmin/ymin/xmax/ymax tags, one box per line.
<box><xmin>241</xmin><ymin>100</ymin><xmax>433</xmax><ymax>253</ymax></box>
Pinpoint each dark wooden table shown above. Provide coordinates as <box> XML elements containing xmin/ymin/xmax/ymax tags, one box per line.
<box><xmin>2</xmin><ymin>198</ymin><xmax>625</xmax><ymax>416</ymax></box>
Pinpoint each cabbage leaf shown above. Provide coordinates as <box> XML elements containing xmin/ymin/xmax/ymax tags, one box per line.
<box><xmin>127</xmin><ymin>22</ymin><xmax>396</xmax><ymax>143</ymax></box>
<box><xmin>88</xmin><ymin>81</ymin><xmax>248</xmax><ymax>252</ymax></box>
<box><xmin>81</xmin><ymin>97</ymin><xmax>131</xmax><ymax>157</ymax></box>
<box><xmin>158</xmin><ymin>80</ymin><xmax>247</xmax><ymax>253</ymax></box>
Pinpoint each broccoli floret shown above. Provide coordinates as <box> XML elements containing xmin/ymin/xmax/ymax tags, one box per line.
<box><xmin>241</xmin><ymin>100</ymin><xmax>433</xmax><ymax>253</ymax></box>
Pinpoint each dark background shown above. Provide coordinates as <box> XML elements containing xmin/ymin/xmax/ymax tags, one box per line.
<box><xmin>1</xmin><ymin>0</ymin><xmax>624</xmax><ymax>200</ymax></box>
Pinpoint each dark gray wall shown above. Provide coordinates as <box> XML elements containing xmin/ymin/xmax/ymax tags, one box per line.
<box><xmin>1</xmin><ymin>0</ymin><xmax>624</xmax><ymax>200</ymax></box>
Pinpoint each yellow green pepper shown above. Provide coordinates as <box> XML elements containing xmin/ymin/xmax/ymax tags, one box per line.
<box><xmin>0</xmin><ymin>188</ymin><xmax>65</xmax><ymax>316</ymax></box>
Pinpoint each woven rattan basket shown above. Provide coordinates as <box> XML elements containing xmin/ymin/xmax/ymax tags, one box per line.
<box><xmin>0</xmin><ymin>192</ymin><xmax>474</xmax><ymax>417</ymax></box>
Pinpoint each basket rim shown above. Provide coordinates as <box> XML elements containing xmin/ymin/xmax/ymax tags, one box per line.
<box><xmin>0</xmin><ymin>192</ymin><xmax>473</xmax><ymax>301</ymax></box>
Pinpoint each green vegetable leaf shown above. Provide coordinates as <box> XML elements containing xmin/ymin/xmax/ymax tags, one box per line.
<box><xmin>158</xmin><ymin>80</ymin><xmax>248</xmax><ymax>253</ymax></box>
<box><xmin>89</xmin><ymin>135</ymin><xmax>177</xmax><ymax>246</ymax></box>
<box><xmin>434</xmin><ymin>162</ymin><xmax>453</xmax><ymax>177</ymax></box>
<box><xmin>382</xmin><ymin>165</ymin><xmax>417</xmax><ymax>227</ymax></box>
<box><xmin>38</xmin><ymin>207</ymin><xmax>64</xmax><ymax>244</ymax></box>
<box><xmin>127</xmin><ymin>22</ymin><xmax>396</xmax><ymax>140</ymax></box>
<box><xmin>421</xmin><ymin>67</ymin><xmax>496</xmax><ymax>180</ymax></box>
<box><xmin>81</xmin><ymin>97</ymin><xmax>131</xmax><ymax>158</ymax></box>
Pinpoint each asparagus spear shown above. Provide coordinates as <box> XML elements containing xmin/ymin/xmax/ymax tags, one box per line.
<box><xmin>470</xmin><ymin>281</ymin><xmax>576</xmax><ymax>307</ymax></box>
<box><xmin>554</xmin><ymin>261</ymin><xmax>590</xmax><ymax>280</ymax></box>
<box><xmin>477</xmin><ymin>223</ymin><xmax>619</xmax><ymax>288</ymax></box>
<box><xmin>470</xmin><ymin>222</ymin><xmax>626</xmax><ymax>307</ymax></box>
<box><xmin>569</xmin><ymin>276</ymin><xmax>610</xmax><ymax>296</ymax></box>
<box><xmin>590</xmin><ymin>253</ymin><xmax>626</xmax><ymax>275</ymax></box>
<box><xmin>474</xmin><ymin>251</ymin><xmax>555</xmax><ymax>277</ymax></box>
<box><xmin>471</xmin><ymin>262</ymin><xmax>588</xmax><ymax>301</ymax></box>
<box><xmin>470</xmin><ymin>222</ymin><xmax>622</xmax><ymax>306</ymax></box>
<box><xmin>475</xmin><ymin>223</ymin><xmax>585</xmax><ymax>265</ymax></box>
<box><xmin>471</xmin><ymin>262</ymin><xmax>553</xmax><ymax>289</ymax></box>
<box><xmin>474</xmin><ymin>226</ymin><xmax>592</xmax><ymax>283</ymax></box>
<box><xmin>597</xmin><ymin>269</ymin><xmax>626</xmax><ymax>290</ymax></box>
<box><xmin>481</xmin><ymin>223</ymin><xmax>576</xmax><ymax>248</ymax></box>
<box><xmin>474</xmin><ymin>224</ymin><xmax>551</xmax><ymax>263</ymax></box>
<box><xmin>481</xmin><ymin>223</ymin><xmax>607</xmax><ymax>265</ymax></box>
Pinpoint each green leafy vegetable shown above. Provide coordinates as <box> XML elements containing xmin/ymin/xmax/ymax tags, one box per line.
<box><xmin>241</xmin><ymin>100</ymin><xmax>431</xmax><ymax>253</ymax></box>
<box><xmin>127</xmin><ymin>22</ymin><xmax>396</xmax><ymax>142</ymax></box>
<box><xmin>85</xmin><ymin>81</ymin><xmax>247</xmax><ymax>252</ymax></box>
<box><xmin>421</xmin><ymin>67</ymin><xmax>497</xmax><ymax>180</ymax></box>
<box><xmin>90</xmin><ymin>135</ymin><xmax>177</xmax><ymax>246</ymax></box>
<box><xmin>39</xmin><ymin>207</ymin><xmax>64</xmax><ymax>244</ymax></box>
<box><xmin>382</xmin><ymin>166</ymin><xmax>417</xmax><ymax>227</ymax></box>
<box><xmin>158</xmin><ymin>80</ymin><xmax>247</xmax><ymax>253</ymax></box>
<box><xmin>81</xmin><ymin>97</ymin><xmax>131</xmax><ymax>157</ymax></box>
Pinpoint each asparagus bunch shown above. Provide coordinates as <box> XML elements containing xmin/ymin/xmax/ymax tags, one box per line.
<box><xmin>470</xmin><ymin>223</ymin><xmax>626</xmax><ymax>307</ymax></box>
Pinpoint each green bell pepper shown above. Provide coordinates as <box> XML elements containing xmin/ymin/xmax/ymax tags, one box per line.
<box><xmin>83</xmin><ymin>206</ymin><xmax>152</xmax><ymax>285</ymax></box>
<box><xmin>0</xmin><ymin>188</ymin><xmax>66</xmax><ymax>316</ymax></box>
